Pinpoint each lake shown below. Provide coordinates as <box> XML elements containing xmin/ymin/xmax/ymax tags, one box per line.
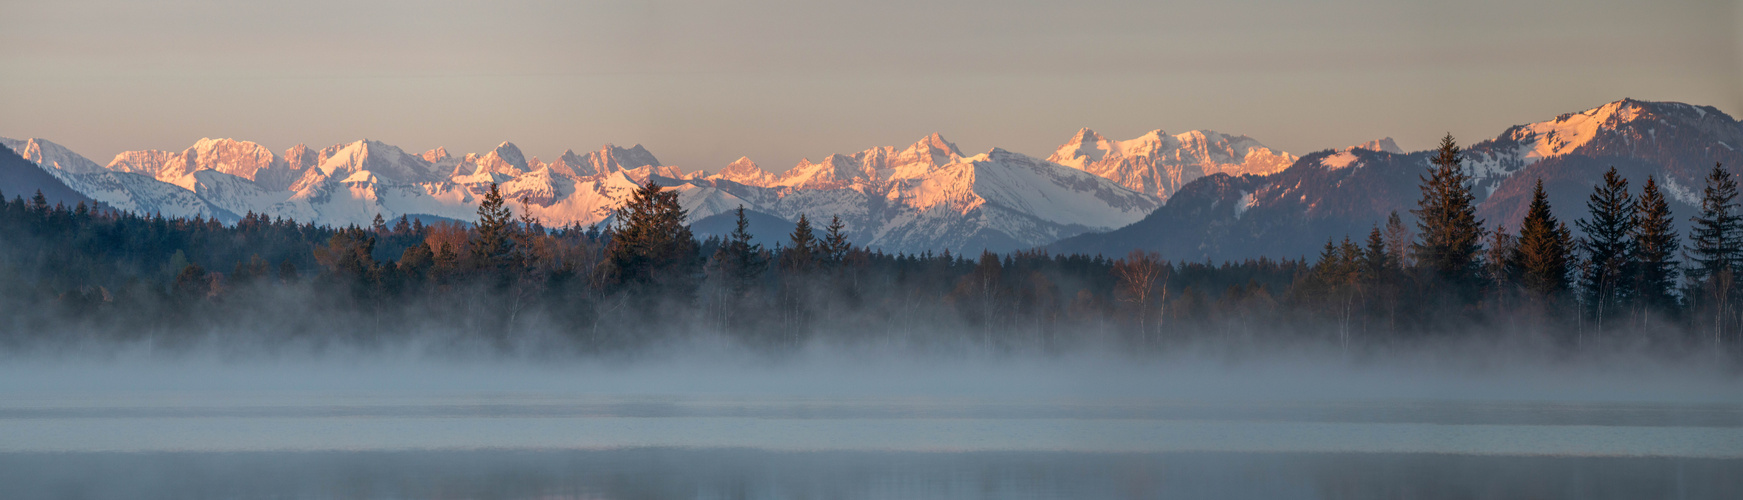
<box><xmin>2</xmin><ymin>353</ymin><xmax>1739</xmax><ymax>498</ymax></box>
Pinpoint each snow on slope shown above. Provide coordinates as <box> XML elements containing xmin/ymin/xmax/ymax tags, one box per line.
<box><xmin>710</xmin><ymin>157</ymin><xmax>776</xmax><ymax>187</ymax></box>
<box><xmin>1046</xmin><ymin>128</ymin><xmax>1295</xmax><ymax>201</ymax></box>
<box><xmin>3</xmin><ymin>137</ymin><xmax>230</xmax><ymax>218</ymax></box>
<box><xmin>22</xmin><ymin>132</ymin><xmax>1165</xmax><ymax>253</ymax></box>
<box><xmin>105</xmin><ymin>138</ymin><xmax>304</xmax><ymax>192</ymax></box>
<box><xmin>1321</xmin><ymin>138</ymin><xmax>1403</xmax><ymax>170</ymax></box>
<box><xmin>897</xmin><ymin>148</ymin><xmax>1155</xmax><ymax>230</ymax></box>
<box><xmin>188</xmin><ymin>170</ymin><xmax>290</xmax><ymax>217</ymax></box>
<box><xmin>0</xmin><ymin>138</ymin><xmax>105</xmax><ymax>174</ymax></box>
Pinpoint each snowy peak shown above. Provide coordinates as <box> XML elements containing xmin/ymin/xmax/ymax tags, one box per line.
<box><xmin>177</xmin><ymin>138</ymin><xmax>286</xmax><ymax>188</ymax></box>
<box><xmin>107</xmin><ymin>150</ymin><xmax>179</xmax><ymax>176</ymax></box>
<box><xmin>778</xmin><ymin>154</ymin><xmax>871</xmax><ymax>189</ymax></box>
<box><xmin>1501</xmin><ymin>98</ymin><xmax>1742</xmax><ymax>163</ymax></box>
<box><xmin>451</xmin><ymin>141</ymin><xmax>530</xmax><ymax>180</ymax></box>
<box><xmin>285</xmin><ymin>144</ymin><xmax>318</xmax><ymax>170</ymax></box>
<box><xmin>1317</xmin><ymin>137</ymin><xmax>1402</xmax><ymax>171</ymax></box>
<box><xmin>484</xmin><ymin>141</ymin><xmax>529</xmax><ymax>173</ymax></box>
<box><xmin>0</xmin><ymin>137</ymin><xmax>104</xmax><ymax>174</ymax></box>
<box><xmin>888</xmin><ymin>147</ymin><xmax>1159</xmax><ymax>230</ymax></box>
<box><xmin>311</xmin><ymin>140</ymin><xmax>437</xmax><ymax>184</ymax></box>
<box><xmin>1046</xmin><ymin>128</ymin><xmax>1295</xmax><ymax>201</ymax></box>
<box><xmin>712</xmin><ymin>156</ymin><xmax>775</xmax><ymax>186</ymax></box>
<box><xmin>579</xmin><ymin>144</ymin><xmax>663</xmax><ymax>177</ymax></box>
<box><xmin>545</xmin><ymin>149</ymin><xmax>589</xmax><ymax>178</ymax></box>
<box><xmin>1048</xmin><ymin>128</ymin><xmax>1114</xmax><ymax>168</ymax></box>
<box><xmin>104</xmin><ymin>137</ymin><xmax>287</xmax><ymax>190</ymax></box>
<box><xmin>898</xmin><ymin>132</ymin><xmax>964</xmax><ymax>166</ymax></box>
<box><xmin>420</xmin><ymin>147</ymin><xmax>451</xmax><ymax>164</ymax></box>
<box><xmin>1351</xmin><ymin>137</ymin><xmax>1403</xmax><ymax>154</ymax></box>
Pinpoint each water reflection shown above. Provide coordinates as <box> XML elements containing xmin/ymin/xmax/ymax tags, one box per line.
<box><xmin>3</xmin><ymin>449</ymin><xmax>1737</xmax><ymax>500</ymax></box>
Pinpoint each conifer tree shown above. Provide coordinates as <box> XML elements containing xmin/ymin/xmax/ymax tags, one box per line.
<box><xmin>471</xmin><ymin>183</ymin><xmax>516</xmax><ymax>271</ymax></box>
<box><xmin>782</xmin><ymin>214</ymin><xmax>816</xmax><ymax>273</ymax></box>
<box><xmin>1362</xmin><ymin>226</ymin><xmax>1390</xmax><ymax>280</ymax></box>
<box><xmin>704</xmin><ymin>207</ymin><xmax>769</xmax><ymax>333</ymax></box>
<box><xmin>1575</xmin><ymin>167</ymin><xmax>1636</xmax><ymax>328</ymax></box>
<box><xmin>1362</xmin><ymin>225</ymin><xmax>1401</xmax><ymax>335</ymax></box>
<box><xmin>1410</xmin><ymin>134</ymin><xmax>1484</xmax><ymax>299</ymax></box>
<box><xmin>603</xmin><ymin>181</ymin><xmax>699</xmax><ymax>294</ymax></box>
<box><xmin>822</xmin><ymin>215</ymin><xmax>851</xmax><ymax>267</ymax></box>
<box><xmin>1687</xmin><ymin>163</ymin><xmax>1738</xmax><ymax>350</ymax></box>
<box><xmin>1687</xmin><ymin>163</ymin><xmax>1740</xmax><ymax>281</ymax></box>
<box><xmin>1510</xmin><ymin>179</ymin><xmax>1573</xmax><ymax>301</ymax></box>
<box><xmin>1632</xmin><ymin>175</ymin><xmax>1680</xmax><ymax>314</ymax></box>
<box><xmin>713</xmin><ymin>206</ymin><xmax>766</xmax><ymax>294</ymax></box>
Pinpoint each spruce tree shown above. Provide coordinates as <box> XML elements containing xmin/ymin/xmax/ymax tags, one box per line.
<box><xmin>1575</xmin><ymin>167</ymin><xmax>1637</xmax><ymax>328</ymax></box>
<box><xmin>822</xmin><ymin>215</ymin><xmax>851</xmax><ymax>267</ymax></box>
<box><xmin>1410</xmin><ymin>134</ymin><xmax>1485</xmax><ymax>299</ymax></box>
<box><xmin>1362</xmin><ymin>226</ymin><xmax>1389</xmax><ymax>280</ymax></box>
<box><xmin>1631</xmin><ymin>175</ymin><xmax>1680</xmax><ymax>313</ymax></box>
<box><xmin>1510</xmin><ymin>179</ymin><xmax>1573</xmax><ymax>301</ymax></box>
<box><xmin>1687</xmin><ymin>163</ymin><xmax>1740</xmax><ymax>281</ymax></box>
<box><xmin>782</xmin><ymin>214</ymin><xmax>816</xmax><ymax>273</ymax></box>
<box><xmin>720</xmin><ymin>206</ymin><xmax>766</xmax><ymax>293</ymax></box>
<box><xmin>1686</xmin><ymin>163</ymin><xmax>1739</xmax><ymax>350</ymax></box>
<box><xmin>471</xmin><ymin>183</ymin><xmax>516</xmax><ymax>271</ymax></box>
<box><xmin>604</xmin><ymin>181</ymin><xmax>700</xmax><ymax>294</ymax></box>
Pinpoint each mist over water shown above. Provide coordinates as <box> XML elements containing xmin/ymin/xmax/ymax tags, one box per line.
<box><xmin>3</xmin><ymin>333</ymin><xmax>1740</xmax><ymax>499</ymax></box>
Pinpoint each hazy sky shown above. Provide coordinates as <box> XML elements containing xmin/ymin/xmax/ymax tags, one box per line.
<box><xmin>2</xmin><ymin>0</ymin><xmax>1738</xmax><ymax>173</ymax></box>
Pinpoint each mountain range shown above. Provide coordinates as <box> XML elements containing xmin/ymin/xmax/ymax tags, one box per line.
<box><xmin>5</xmin><ymin>98</ymin><xmax>1738</xmax><ymax>259</ymax></box>
<box><xmin>1</xmin><ymin>129</ymin><xmax>1289</xmax><ymax>254</ymax></box>
<box><xmin>1052</xmin><ymin>98</ymin><xmax>1743</xmax><ymax>261</ymax></box>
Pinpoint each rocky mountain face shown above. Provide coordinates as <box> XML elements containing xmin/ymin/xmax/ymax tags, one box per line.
<box><xmin>1053</xmin><ymin>99</ymin><xmax>1743</xmax><ymax>262</ymax></box>
<box><xmin>1046</xmin><ymin>128</ymin><xmax>1296</xmax><ymax>201</ymax></box>
<box><xmin>2</xmin><ymin>133</ymin><xmax>1165</xmax><ymax>253</ymax></box>
<box><xmin>24</xmin><ymin>98</ymin><xmax>1723</xmax><ymax>258</ymax></box>
<box><xmin>2</xmin><ymin>137</ymin><xmax>231</xmax><ymax>219</ymax></box>
<box><xmin>0</xmin><ymin>143</ymin><xmax>94</xmax><ymax>208</ymax></box>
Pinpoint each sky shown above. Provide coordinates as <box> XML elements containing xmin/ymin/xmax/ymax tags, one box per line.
<box><xmin>2</xmin><ymin>0</ymin><xmax>1738</xmax><ymax>174</ymax></box>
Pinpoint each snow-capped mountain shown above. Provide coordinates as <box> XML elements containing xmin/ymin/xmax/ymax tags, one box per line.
<box><xmin>1054</xmin><ymin>98</ymin><xmax>1743</xmax><ymax>261</ymax></box>
<box><xmin>104</xmin><ymin>137</ymin><xmax>308</xmax><ymax>192</ymax></box>
<box><xmin>21</xmin><ymin>98</ymin><xmax>1723</xmax><ymax>257</ymax></box>
<box><xmin>5</xmin><ymin>131</ymin><xmax>1159</xmax><ymax>252</ymax></box>
<box><xmin>1319</xmin><ymin>138</ymin><xmax>1403</xmax><ymax>170</ymax></box>
<box><xmin>0</xmin><ymin>143</ymin><xmax>94</xmax><ymax>208</ymax></box>
<box><xmin>709</xmin><ymin>157</ymin><xmax>776</xmax><ymax>186</ymax></box>
<box><xmin>2</xmin><ymin>137</ymin><xmax>231</xmax><ymax>219</ymax></box>
<box><xmin>1046</xmin><ymin>128</ymin><xmax>1296</xmax><ymax>201</ymax></box>
<box><xmin>683</xmin><ymin>136</ymin><xmax>1159</xmax><ymax>252</ymax></box>
<box><xmin>0</xmin><ymin>137</ymin><xmax>104</xmax><ymax>174</ymax></box>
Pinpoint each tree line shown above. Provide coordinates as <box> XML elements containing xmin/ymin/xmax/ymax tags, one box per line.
<box><xmin>0</xmin><ymin>137</ymin><xmax>1738</xmax><ymax>357</ymax></box>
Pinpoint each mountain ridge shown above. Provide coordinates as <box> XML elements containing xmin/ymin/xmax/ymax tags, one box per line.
<box><xmin>1052</xmin><ymin>98</ymin><xmax>1743</xmax><ymax>261</ymax></box>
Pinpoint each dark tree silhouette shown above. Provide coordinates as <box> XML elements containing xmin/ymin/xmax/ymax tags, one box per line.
<box><xmin>1510</xmin><ymin>180</ymin><xmax>1573</xmax><ymax>304</ymax></box>
<box><xmin>603</xmin><ymin>181</ymin><xmax>699</xmax><ymax>298</ymax></box>
<box><xmin>1631</xmin><ymin>175</ymin><xmax>1680</xmax><ymax>317</ymax></box>
<box><xmin>1410</xmin><ymin>134</ymin><xmax>1485</xmax><ymax>303</ymax></box>
<box><xmin>1575</xmin><ymin>167</ymin><xmax>1636</xmax><ymax>329</ymax></box>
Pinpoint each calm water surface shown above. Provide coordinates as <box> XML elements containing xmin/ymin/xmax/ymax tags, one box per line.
<box><xmin>2</xmin><ymin>356</ymin><xmax>1739</xmax><ymax>498</ymax></box>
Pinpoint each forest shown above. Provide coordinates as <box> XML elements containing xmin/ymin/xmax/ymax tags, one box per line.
<box><xmin>0</xmin><ymin>135</ymin><xmax>1739</xmax><ymax>358</ymax></box>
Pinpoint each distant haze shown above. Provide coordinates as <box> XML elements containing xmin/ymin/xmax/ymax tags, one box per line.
<box><xmin>2</xmin><ymin>0</ymin><xmax>1738</xmax><ymax>173</ymax></box>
